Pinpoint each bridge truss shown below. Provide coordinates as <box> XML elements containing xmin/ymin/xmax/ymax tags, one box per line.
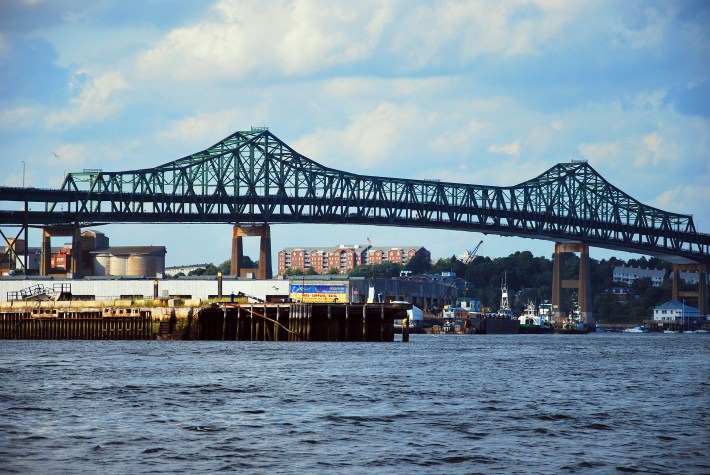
<box><xmin>1</xmin><ymin>127</ymin><xmax>709</xmax><ymax>264</ymax></box>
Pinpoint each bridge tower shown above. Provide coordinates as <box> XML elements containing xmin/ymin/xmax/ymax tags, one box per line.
<box><xmin>230</xmin><ymin>224</ymin><xmax>272</xmax><ymax>279</ymax></box>
<box><xmin>551</xmin><ymin>242</ymin><xmax>594</xmax><ymax>327</ymax></box>
<box><xmin>672</xmin><ymin>264</ymin><xmax>707</xmax><ymax>316</ymax></box>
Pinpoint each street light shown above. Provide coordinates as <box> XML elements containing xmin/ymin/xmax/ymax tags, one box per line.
<box><xmin>20</xmin><ymin>161</ymin><xmax>25</xmax><ymax>188</ymax></box>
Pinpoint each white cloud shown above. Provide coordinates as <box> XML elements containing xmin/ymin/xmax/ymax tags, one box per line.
<box><xmin>390</xmin><ymin>0</ymin><xmax>586</xmax><ymax>69</ymax></box>
<box><xmin>52</xmin><ymin>143</ymin><xmax>87</xmax><ymax>166</ymax></box>
<box><xmin>431</xmin><ymin>119</ymin><xmax>490</xmax><ymax>152</ymax></box>
<box><xmin>578</xmin><ymin>141</ymin><xmax>619</xmax><ymax>166</ymax></box>
<box><xmin>44</xmin><ymin>71</ymin><xmax>127</xmax><ymax>129</ymax></box>
<box><xmin>633</xmin><ymin>132</ymin><xmax>679</xmax><ymax>167</ymax></box>
<box><xmin>293</xmin><ymin>102</ymin><xmax>436</xmax><ymax>170</ymax></box>
<box><xmin>136</xmin><ymin>0</ymin><xmax>392</xmax><ymax>81</ymax></box>
<box><xmin>653</xmin><ymin>185</ymin><xmax>710</xmax><ymax>217</ymax></box>
<box><xmin>487</xmin><ymin>141</ymin><xmax>521</xmax><ymax>157</ymax></box>
<box><xmin>0</xmin><ymin>107</ymin><xmax>38</xmax><ymax>129</ymax></box>
<box><xmin>155</xmin><ymin>111</ymin><xmax>242</xmax><ymax>148</ymax></box>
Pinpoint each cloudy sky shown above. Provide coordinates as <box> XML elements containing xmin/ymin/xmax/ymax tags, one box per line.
<box><xmin>1</xmin><ymin>0</ymin><xmax>709</xmax><ymax>268</ymax></box>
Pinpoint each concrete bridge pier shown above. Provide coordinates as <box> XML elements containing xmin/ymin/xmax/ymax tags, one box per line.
<box><xmin>230</xmin><ymin>224</ymin><xmax>272</xmax><ymax>279</ymax></box>
<box><xmin>552</xmin><ymin>242</ymin><xmax>594</xmax><ymax>327</ymax></box>
<box><xmin>672</xmin><ymin>264</ymin><xmax>707</xmax><ymax>316</ymax></box>
<box><xmin>40</xmin><ymin>225</ymin><xmax>83</xmax><ymax>278</ymax></box>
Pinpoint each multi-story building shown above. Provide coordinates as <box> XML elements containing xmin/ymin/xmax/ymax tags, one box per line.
<box><xmin>612</xmin><ymin>266</ymin><xmax>665</xmax><ymax>288</ymax></box>
<box><xmin>278</xmin><ymin>244</ymin><xmax>430</xmax><ymax>276</ymax></box>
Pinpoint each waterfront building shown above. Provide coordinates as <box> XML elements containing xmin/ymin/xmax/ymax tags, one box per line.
<box><xmin>90</xmin><ymin>246</ymin><xmax>166</xmax><ymax>278</ymax></box>
<box><xmin>652</xmin><ymin>300</ymin><xmax>702</xmax><ymax>322</ymax></box>
<box><xmin>278</xmin><ymin>244</ymin><xmax>430</xmax><ymax>276</ymax></box>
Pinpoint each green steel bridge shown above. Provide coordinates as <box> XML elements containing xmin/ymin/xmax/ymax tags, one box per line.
<box><xmin>1</xmin><ymin>127</ymin><xmax>709</xmax><ymax>265</ymax></box>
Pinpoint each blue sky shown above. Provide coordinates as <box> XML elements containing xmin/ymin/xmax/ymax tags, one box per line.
<box><xmin>1</xmin><ymin>0</ymin><xmax>709</xmax><ymax>268</ymax></box>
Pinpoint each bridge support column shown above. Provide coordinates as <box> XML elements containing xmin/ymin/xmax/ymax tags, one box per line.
<box><xmin>69</xmin><ymin>226</ymin><xmax>82</xmax><ymax>279</ymax></box>
<box><xmin>551</xmin><ymin>242</ymin><xmax>594</xmax><ymax>327</ymax></box>
<box><xmin>259</xmin><ymin>225</ymin><xmax>272</xmax><ymax>280</ymax></box>
<box><xmin>40</xmin><ymin>226</ymin><xmax>82</xmax><ymax>277</ymax></box>
<box><xmin>230</xmin><ymin>224</ymin><xmax>272</xmax><ymax>279</ymax></box>
<box><xmin>40</xmin><ymin>230</ymin><xmax>51</xmax><ymax>275</ymax></box>
<box><xmin>672</xmin><ymin>264</ymin><xmax>707</xmax><ymax>317</ymax></box>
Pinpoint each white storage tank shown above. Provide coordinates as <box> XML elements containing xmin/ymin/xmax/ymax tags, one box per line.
<box><xmin>93</xmin><ymin>253</ymin><xmax>111</xmax><ymax>276</ymax></box>
<box><xmin>110</xmin><ymin>255</ymin><xmax>127</xmax><ymax>276</ymax></box>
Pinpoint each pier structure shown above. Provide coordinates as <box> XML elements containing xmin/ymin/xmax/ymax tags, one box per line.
<box><xmin>199</xmin><ymin>302</ymin><xmax>406</xmax><ymax>342</ymax></box>
<box><xmin>0</xmin><ymin>299</ymin><xmax>408</xmax><ymax>342</ymax></box>
<box><xmin>551</xmin><ymin>242</ymin><xmax>593</xmax><ymax>327</ymax></box>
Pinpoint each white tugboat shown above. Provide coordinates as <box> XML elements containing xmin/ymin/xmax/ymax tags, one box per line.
<box><xmin>518</xmin><ymin>300</ymin><xmax>554</xmax><ymax>334</ymax></box>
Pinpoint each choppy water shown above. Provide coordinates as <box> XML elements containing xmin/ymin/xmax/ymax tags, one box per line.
<box><xmin>1</xmin><ymin>334</ymin><xmax>708</xmax><ymax>474</ymax></box>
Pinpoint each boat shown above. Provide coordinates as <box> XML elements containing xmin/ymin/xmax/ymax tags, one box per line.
<box><xmin>555</xmin><ymin>301</ymin><xmax>592</xmax><ymax>334</ymax></box>
<box><xmin>461</xmin><ymin>275</ymin><xmax>519</xmax><ymax>334</ymax></box>
<box><xmin>518</xmin><ymin>300</ymin><xmax>554</xmax><ymax>334</ymax></box>
<box><xmin>623</xmin><ymin>326</ymin><xmax>647</xmax><ymax>333</ymax></box>
<box><xmin>392</xmin><ymin>301</ymin><xmax>426</xmax><ymax>333</ymax></box>
<box><xmin>477</xmin><ymin>273</ymin><xmax>520</xmax><ymax>334</ymax></box>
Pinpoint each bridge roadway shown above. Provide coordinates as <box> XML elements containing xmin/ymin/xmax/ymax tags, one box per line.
<box><xmin>0</xmin><ymin>128</ymin><xmax>708</xmax><ymax>266</ymax></box>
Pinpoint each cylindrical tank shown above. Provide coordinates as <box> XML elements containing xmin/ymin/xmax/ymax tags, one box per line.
<box><xmin>127</xmin><ymin>255</ymin><xmax>155</xmax><ymax>277</ymax></box>
<box><xmin>93</xmin><ymin>253</ymin><xmax>111</xmax><ymax>276</ymax></box>
<box><xmin>110</xmin><ymin>255</ymin><xmax>127</xmax><ymax>276</ymax></box>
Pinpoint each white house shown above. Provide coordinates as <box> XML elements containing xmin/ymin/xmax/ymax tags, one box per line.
<box><xmin>613</xmin><ymin>266</ymin><xmax>665</xmax><ymax>288</ymax></box>
<box><xmin>653</xmin><ymin>300</ymin><xmax>702</xmax><ymax>322</ymax></box>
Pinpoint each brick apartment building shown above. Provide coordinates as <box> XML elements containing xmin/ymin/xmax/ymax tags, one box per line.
<box><xmin>278</xmin><ymin>244</ymin><xmax>430</xmax><ymax>276</ymax></box>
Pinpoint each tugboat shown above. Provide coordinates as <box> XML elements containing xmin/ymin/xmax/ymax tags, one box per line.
<box><xmin>478</xmin><ymin>273</ymin><xmax>520</xmax><ymax>334</ymax></box>
<box><xmin>518</xmin><ymin>301</ymin><xmax>554</xmax><ymax>334</ymax></box>
<box><xmin>555</xmin><ymin>301</ymin><xmax>592</xmax><ymax>334</ymax></box>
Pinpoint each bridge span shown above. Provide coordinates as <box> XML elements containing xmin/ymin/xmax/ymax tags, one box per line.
<box><xmin>1</xmin><ymin>127</ymin><xmax>708</xmax><ymax>321</ymax></box>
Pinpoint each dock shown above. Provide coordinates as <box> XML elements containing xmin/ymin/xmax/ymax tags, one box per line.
<box><xmin>0</xmin><ymin>300</ymin><xmax>411</xmax><ymax>342</ymax></box>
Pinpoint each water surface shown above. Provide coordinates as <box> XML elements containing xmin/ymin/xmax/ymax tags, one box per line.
<box><xmin>1</xmin><ymin>334</ymin><xmax>708</xmax><ymax>474</ymax></box>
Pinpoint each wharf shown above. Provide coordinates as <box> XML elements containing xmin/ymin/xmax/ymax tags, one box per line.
<box><xmin>0</xmin><ymin>299</ymin><xmax>410</xmax><ymax>342</ymax></box>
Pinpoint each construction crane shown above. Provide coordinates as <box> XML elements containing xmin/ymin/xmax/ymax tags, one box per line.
<box><xmin>462</xmin><ymin>240</ymin><xmax>483</xmax><ymax>264</ymax></box>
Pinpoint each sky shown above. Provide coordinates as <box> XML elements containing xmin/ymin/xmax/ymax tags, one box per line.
<box><xmin>1</xmin><ymin>0</ymin><xmax>709</xmax><ymax>269</ymax></box>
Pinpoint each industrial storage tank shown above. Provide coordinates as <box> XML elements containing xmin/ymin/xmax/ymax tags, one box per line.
<box><xmin>110</xmin><ymin>255</ymin><xmax>127</xmax><ymax>276</ymax></box>
<box><xmin>127</xmin><ymin>255</ymin><xmax>155</xmax><ymax>277</ymax></box>
<box><xmin>93</xmin><ymin>253</ymin><xmax>111</xmax><ymax>276</ymax></box>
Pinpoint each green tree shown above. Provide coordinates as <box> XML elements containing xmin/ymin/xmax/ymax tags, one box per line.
<box><xmin>405</xmin><ymin>251</ymin><xmax>432</xmax><ymax>274</ymax></box>
<box><xmin>217</xmin><ymin>260</ymin><xmax>231</xmax><ymax>275</ymax></box>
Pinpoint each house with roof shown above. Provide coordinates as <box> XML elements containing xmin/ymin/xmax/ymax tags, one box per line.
<box><xmin>653</xmin><ymin>300</ymin><xmax>702</xmax><ymax>322</ymax></box>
